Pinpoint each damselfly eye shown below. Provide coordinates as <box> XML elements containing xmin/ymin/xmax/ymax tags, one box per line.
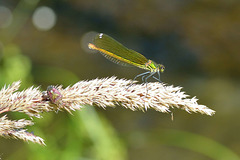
<box><xmin>160</xmin><ymin>65</ymin><xmax>165</xmax><ymax>73</ymax></box>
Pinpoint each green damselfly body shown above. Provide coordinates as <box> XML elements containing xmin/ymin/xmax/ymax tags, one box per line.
<box><xmin>88</xmin><ymin>33</ymin><xmax>165</xmax><ymax>86</ymax></box>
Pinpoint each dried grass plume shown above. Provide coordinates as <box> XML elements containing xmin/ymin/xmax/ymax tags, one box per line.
<box><xmin>0</xmin><ymin>77</ymin><xmax>215</xmax><ymax>145</ymax></box>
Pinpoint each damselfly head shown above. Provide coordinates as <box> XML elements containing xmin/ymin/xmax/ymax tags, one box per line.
<box><xmin>159</xmin><ymin>64</ymin><xmax>165</xmax><ymax>73</ymax></box>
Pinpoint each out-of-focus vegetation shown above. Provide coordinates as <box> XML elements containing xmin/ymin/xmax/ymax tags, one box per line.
<box><xmin>0</xmin><ymin>0</ymin><xmax>240</xmax><ymax>159</ymax></box>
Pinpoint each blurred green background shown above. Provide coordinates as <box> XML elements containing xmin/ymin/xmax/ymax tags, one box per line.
<box><xmin>0</xmin><ymin>0</ymin><xmax>240</xmax><ymax>160</ymax></box>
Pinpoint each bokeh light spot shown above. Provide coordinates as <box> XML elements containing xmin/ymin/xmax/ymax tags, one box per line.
<box><xmin>80</xmin><ymin>31</ymin><xmax>98</xmax><ymax>53</ymax></box>
<box><xmin>32</xmin><ymin>6</ymin><xmax>57</xmax><ymax>31</ymax></box>
<box><xmin>0</xmin><ymin>6</ymin><xmax>13</xmax><ymax>28</ymax></box>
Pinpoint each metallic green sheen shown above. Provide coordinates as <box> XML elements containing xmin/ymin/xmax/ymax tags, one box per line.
<box><xmin>93</xmin><ymin>33</ymin><xmax>148</xmax><ymax>67</ymax></box>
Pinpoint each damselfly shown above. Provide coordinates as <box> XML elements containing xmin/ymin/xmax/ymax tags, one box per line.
<box><xmin>88</xmin><ymin>33</ymin><xmax>165</xmax><ymax>85</ymax></box>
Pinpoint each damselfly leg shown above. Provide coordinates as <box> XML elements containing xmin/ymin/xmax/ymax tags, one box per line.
<box><xmin>127</xmin><ymin>71</ymin><xmax>160</xmax><ymax>95</ymax></box>
<box><xmin>127</xmin><ymin>71</ymin><xmax>150</xmax><ymax>89</ymax></box>
<box><xmin>143</xmin><ymin>72</ymin><xmax>157</xmax><ymax>94</ymax></box>
<box><xmin>152</xmin><ymin>71</ymin><xmax>161</xmax><ymax>82</ymax></box>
